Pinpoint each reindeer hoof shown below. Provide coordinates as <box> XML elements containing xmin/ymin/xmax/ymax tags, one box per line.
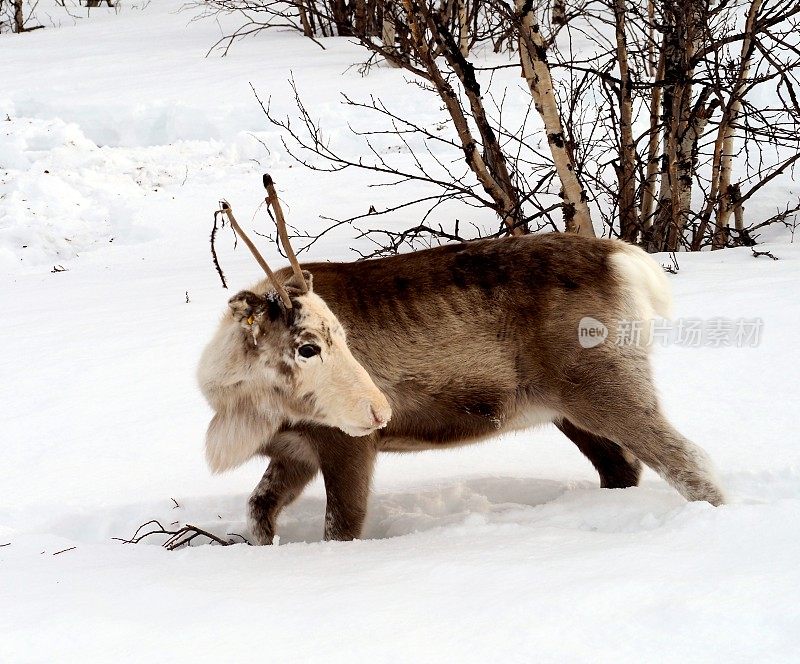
<box><xmin>247</xmin><ymin>505</ymin><xmax>276</xmax><ymax>545</ymax></box>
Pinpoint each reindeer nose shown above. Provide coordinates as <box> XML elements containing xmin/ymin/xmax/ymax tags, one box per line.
<box><xmin>369</xmin><ymin>403</ymin><xmax>390</xmax><ymax>428</ymax></box>
<box><xmin>370</xmin><ymin>405</ymin><xmax>383</xmax><ymax>427</ymax></box>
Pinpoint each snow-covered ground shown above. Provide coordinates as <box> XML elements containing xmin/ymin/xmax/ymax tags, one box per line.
<box><xmin>2</xmin><ymin>3</ymin><xmax>800</xmax><ymax>662</ymax></box>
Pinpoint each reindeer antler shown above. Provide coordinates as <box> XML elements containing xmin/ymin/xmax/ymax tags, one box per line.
<box><xmin>218</xmin><ymin>200</ymin><xmax>293</xmax><ymax>309</ymax></box>
<box><xmin>263</xmin><ymin>173</ymin><xmax>308</xmax><ymax>293</ymax></box>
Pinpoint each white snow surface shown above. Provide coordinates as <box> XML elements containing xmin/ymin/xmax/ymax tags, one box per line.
<box><xmin>2</xmin><ymin>3</ymin><xmax>800</xmax><ymax>663</ymax></box>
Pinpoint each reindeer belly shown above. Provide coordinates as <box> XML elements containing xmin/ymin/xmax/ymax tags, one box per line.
<box><xmin>378</xmin><ymin>435</ymin><xmax>477</xmax><ymax>452</ymax></box>
<box><xmin>375</xmin><ymin>384</ymin><xmax>554</xmax><ymax>452</ymax></box>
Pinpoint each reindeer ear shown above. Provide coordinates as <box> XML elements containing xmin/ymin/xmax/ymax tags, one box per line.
<box><xmin>228</xmin><ymin>290</ymin><xmax>285</xmax><ymax>324</ymax></box>
<box><xmin>228</xmin><ymin>291</ymin><xmax>263</xmax><ymax>320</ymax></box>
<box><xmin>284</xmin><ymin>269</ymin><xmax>313</xmax><ymax>295</ymax></box>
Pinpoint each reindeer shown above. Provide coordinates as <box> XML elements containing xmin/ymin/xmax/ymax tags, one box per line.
<box><xmin>198</xmin><ymin>178</ymin><xmax>725</xmax><ymax>544</ymax></box>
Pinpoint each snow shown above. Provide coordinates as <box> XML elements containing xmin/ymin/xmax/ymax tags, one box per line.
<box><xmin>2</xmin><ymin>3</ymin><xmax>800</xmax><ymax>662</ymax></box>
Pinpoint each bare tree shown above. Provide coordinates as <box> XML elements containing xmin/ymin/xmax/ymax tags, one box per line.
<box><xmin>203</xmin><ymin>0</ymin><xmax>800</xmax><ymax>255</ymax></box>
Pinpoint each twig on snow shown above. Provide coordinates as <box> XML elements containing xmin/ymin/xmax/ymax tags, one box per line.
<box><xmin>52</xmin><ymin>546</ymin><xmax>76</xmax><ymax>556</ymax></box>
<box><xmin>662</xmin><ymin>252</ymin><xmax>680</xmax><ymax>274</ymax></box>
<box><xmin>114</xmin><ymin>520</ymin><xmax>251</xmax><ymax>550</ymax></box>
<box><xmin>751</xmin><ymin>248</ymin><xmax>779</xmax><ymax>260</ymax></box>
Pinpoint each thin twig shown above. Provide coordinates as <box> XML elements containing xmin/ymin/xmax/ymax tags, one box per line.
<box><xmin>752</xmin><ymin>248</ymin><xmax>779</xmax><ymax>259</ymax></box>
<box><xmin>52</xmin><ymin>546</ymin><xmax>76</xmax><ymax>556</ymax></box>
<box><xmin>114</xmin><ymin>520</ymin><xmax>251</xmax><ymax>550</ymax></box>
<box><xmin>210</xmin><ymin>209</ymin><xmax>228</xmax><ymax>289</ymax></box>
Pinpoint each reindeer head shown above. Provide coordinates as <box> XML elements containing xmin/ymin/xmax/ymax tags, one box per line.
<box><xmin>198</xmin><ymin>181</ymin><xmax>391</xmax><ymax>473</ymax></box>
<box><xmin>226</xmin><ymin>271</ymin><xmax>391</xmax><ymax>438</ymax></box>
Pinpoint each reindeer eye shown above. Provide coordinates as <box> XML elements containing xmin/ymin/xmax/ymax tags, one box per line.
<box><xmin>298</xmin><ymin>344</ymin><xmax>321</xmax><ymax>359</ymax></box>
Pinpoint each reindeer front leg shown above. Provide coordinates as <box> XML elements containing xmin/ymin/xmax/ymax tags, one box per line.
<box><xmin>248</xmin><ymin>430</ymin><xmax>320</xmax><ymax>545</ymax></box>
<box><xmin>316</xmin><ymin>430</ymin><xmax>377</xmax><ymax>541</ymax></box>
<box><xmin>248</xmin><ymin>457</ymin><xmax>318</xmax><ymax>545</ymax></box>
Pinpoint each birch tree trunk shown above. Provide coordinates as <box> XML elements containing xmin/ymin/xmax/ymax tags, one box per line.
<box><xmin>647</xmin><ymin>0</ymin><xmax>656</xmax><ymax>76</ymax></box>
<box><xmin>354</xmin><ymin>0</ymin><xmax>367</xmax><ymax>36</ymax></box>
<box><xmin>731</xmin><ymin>184</ymin><xmax>744</xmax><ymax>233</ymax></box>
<box><xmin>13</xmin><ymin>0</ymin><xmax>23</xmax><ymax>32</ymax></box>
<box><xmin>516</xmin><ymin>0</ymin><xmax>595</xmax><ymax>236</ymax></box>
<box><xmin>331</xmin><ymin>0</ymin><xmax>352</xmax><ymax>36</ymax></box>
<box><xmin>457</xmin><ymin>0</ymin><xmax>469</xmax><ymax>57</ymax></box>
<box><xmin>714</xmin><ymin>0</ymin><xmax>763</xmax><ymax>247</ymax></box>
<box><xmin>650</xmin><ymin>0</ymin><xmax>700</xmax><ymax>251</ymax></box>
<box><xmin>382</xmin><ymin>0</ymin><xmax>399</xmax><ymax>65</ymax></box>
<box><xmin>296</xmin><ymin>0</ymin><xmax>313</xmax><ymax>37</ymax></box>
<box><xmin>612</xmin><ymin>0</ymin><xmax>638</xmax><ymax>242</ymax></box>
<box><xmin>641</xmin><ymin>50</ymin><xmax>665</xmax><ymax>235</ymax></box>
<box><xmin>667</xmin><ymin>96</ymin><xmax>712</xmax><ymax>249</ymax></box>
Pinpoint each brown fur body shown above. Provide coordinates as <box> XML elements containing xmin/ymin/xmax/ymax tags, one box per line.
<box><xmin>220</xmin><ymin>233</ymin><xmax>724</xmax><ymax>543</ymax></box>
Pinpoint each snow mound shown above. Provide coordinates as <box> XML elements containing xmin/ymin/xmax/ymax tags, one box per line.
<box><xmin>0</xmin><ymin>112</ymin><xmax>284</xmax><ymax>272</ymax></box>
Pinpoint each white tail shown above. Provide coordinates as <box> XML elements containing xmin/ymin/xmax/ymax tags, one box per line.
<box><xmin>610</xmin><ymin>241</ymin><xmax>673</xmax><ymax>321</ymax></box>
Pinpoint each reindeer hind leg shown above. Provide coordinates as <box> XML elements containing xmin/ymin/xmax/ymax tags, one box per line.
<box><xmin>556</xmin><ymin>418</ymin><xmax>643</xmax><ymax>489</ymax></box>
<box><xmin>561</xmin><ymin>352</ymin><xmax>725</xmax><ymax>505</ymax></box>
